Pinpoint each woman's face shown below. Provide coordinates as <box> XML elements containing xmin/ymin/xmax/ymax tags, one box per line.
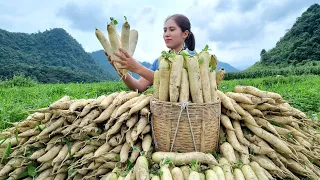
<box><xmin>163</xmin><ymin>18</ymin><xmax>188</xmax><ymax>51</ymax></box>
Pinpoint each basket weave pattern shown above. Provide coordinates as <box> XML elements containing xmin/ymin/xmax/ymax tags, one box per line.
<box><xmin>150</xmin><ymin>97</ymin><xmax>221</xmax><ymax>153</ymax></box>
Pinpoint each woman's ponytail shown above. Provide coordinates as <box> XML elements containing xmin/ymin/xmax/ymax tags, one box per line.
<box><xmin>185</xmin><ymin>31</ymin><xmax>195</xmax><ymax>51</ymax></box>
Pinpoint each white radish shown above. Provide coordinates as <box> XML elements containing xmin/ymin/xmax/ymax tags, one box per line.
<box><xmin>152</xmin><ymin>152</ymin><xmax>217</xmax><ymax>165</ymax></box>
<box><xmin>233</xmin><ymin>168</ymin><xmax>245</xmax><ymax>180</ymax></box>
<box><xmin>128</xmin><ymin>29</ymin><xmax>138</xmax><ymax>56</ymax></box>
<box><xmin>179</xmin><ymin>68</ymin><xmax>190</xmax><ymax>103</ymax></box>
<box><xmin>135</xmin><ymin>156</ymin><xmax>149</xmax><ymax>180</ymax></box>
<box><xmin>35</xmin><ymin>168</ymin><xmax>53</xmax><ymax>180</ymax></box>
<box><xmin>180</xmin><ymin>166</ymin><xmax>191</xmax><ymax>180</ymax></box>
<box><xmin>220</xmin><ymin>114</ymin><xmax>235</xmax><ymax>131</ymax></box>
<box><xmin>169</xmin><ymin>54</ymin><xmax>184</xmax><ymax>102</ymax></box>
<box><xmin>153</xmin><ymin>70</ymin><xmax>160</xmax><ymax>99</ymax></box>
<box><xmin>205</xmin><ymin>170</ymin><xmax>218</xmax><ymax>180</ymax></box>
<box><xmin>210</xmin><ymin>166</ymin><xmax>225</xmax><ymax>180</ymax></box>
<box><xmin>52</xmin><ymin>144</ymin><xmax>69</xmax><ymax>164</ymax></box>
<box><xmin>171</xmin><ymin>167</ymin><xmax>184</xmax><ymax>180</ymax></box>
<box><xmin>37</xmin><ymin>116</ymin><xmax>65</xmax><ymax>137</ymax></box>
<box><xmin>209</xmin><ymin>71</ymin><xmax>218</xmax><ymax>102</ymax></box>
<box><xmin>95</xmin><ymin>28</ymin><xmax>113</xmax><ymax>57</ymax></box>
<box><xmin>37</xmin><ymin>144</ymin><xmax>63</xmax><ymax>162</ymax></box>
<box><xmin>29</xmin><ymin>148</ymin><xmax>46</xmax><ymax>160</ymax></box>
<box><xmin>220</xmin><ymin>142</ymin><xmax>237</xmax><ymax>163</ymax></box>
<box><xmin>121</xmin><ymin>17</ymin><xmax>130</xmax><ymax>53</ymax></box>
<box><xmin>249</xmin><ymin>161</ymin><xmax>269</xmax><ymax>180</ymax></box>
<box><xmin>188</xmin><ymin>171</ymin><xmax>200</xmax><ymax>180</ymax></box>
<box><xmin>241</xmin><ymin>164</ymin><xmax>258</xmax><ymax>180</ymax></box>
<box><xmin>93</xmin><ymin>142</ymin><xmax>111</xmax><ymax>158</ymax></box>
<box><xmin>198</xmin><ymin>50</ymin><xmax>212</xmax><ymax>103</ymax></box>
<box><xmin>142</xmin><ymin>134</ymin><xmax>152</xmax><ymax>153</ymax></box>
<box><xmin>120</xmin><ymin>142</ymin><xmax>131</xmax><ymax>163</ymax></box>
<box><xmin>100</xmin><ymin>92</ymin><xmax>119</xmax><ymax>109</ymax></box>
<box><xmin>219</xmin><ymin>158</ymin><xmax>234</xmax><ymax>180</ymax></box>
<box><xmin>159</xmin><ymin>59</ymin><xmax>171</xmax><ymax>101</ymax></box>
<box><xmin>161</xmin><ymin>165</ymin><xmax>174</xmax><ymax>180</ymax></box>
<box><xmin>186</xmin><ymin>55</ymin><xmax>203</xmax><ymax>103</ymax></box>
<box><xmin>128</xmin><ymin>95</ymin><xmax>152</xmax><ymax>117</ymax></box>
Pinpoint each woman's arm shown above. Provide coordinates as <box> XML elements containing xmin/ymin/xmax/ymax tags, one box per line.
<box><xmin>134</xmin><ymin>64</ymin><xmax>155</xmax><ymax>83</ymax></box>
<box><xmin>121</xmin><ymin>74</ymin><xmax>153</xmax><ymax>93</ymax></box>
<box><xmin>121</xmin><ymin>63</ymin><xmax>155</xmax><ymax>92</ymax></box>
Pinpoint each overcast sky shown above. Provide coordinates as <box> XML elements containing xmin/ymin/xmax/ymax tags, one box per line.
<box><xmin>0</xmin><ymin>0</ymin><xmax>318</xmax><ymax>70</ymax></box>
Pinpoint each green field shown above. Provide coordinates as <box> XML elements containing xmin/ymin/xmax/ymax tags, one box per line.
<box><xmin>0</xmin><ymin>75</ymin><xmax>319</xmax><ymax>129</ymax></box>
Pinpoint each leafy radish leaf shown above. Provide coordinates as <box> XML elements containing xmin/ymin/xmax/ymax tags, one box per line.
<box><xmin>1</xmin><ymin>141</ymin><xmax>11</xmax><ymax>163</ymax></box>
<box><xmin>202</xmin><ymin>45</ymin><xmax>212</xmax><ymax>52</ymax></box>
<box><xmin>27</xmin><ymin>164</ymin><xmax>37</xmax><ymax>178</ymax></box>
<box><xmin>110</xmin><ymin>17</ymin><xmax>118</xmax><ymax>25</ymax></box>
<box><xmin>64</xmin><ymin>137</ymin><xmax>72</xmax><ymax>157</ymax></box>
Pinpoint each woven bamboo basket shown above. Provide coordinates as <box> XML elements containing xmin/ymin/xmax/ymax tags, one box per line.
<box><xmin>150</xmin><ymin>97</ymin><xmax>221</xmax><ymax>153</ymax></box>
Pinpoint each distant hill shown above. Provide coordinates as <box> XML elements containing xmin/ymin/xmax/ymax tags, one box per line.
<box><xmin>247</xmin><ymin>3</ymin><xmax>320</xmax><ymax>70</ymax></box>
<box><xmin>90</xmin><ymin>50</ymin><xmax>239</xmax><ymax>79</ymax></box>
<box><xmin>0</xmin><ymin>28</ymin><xmax>117</xmax><ymax>83</ymax></box>
<box><xmin>217</xmin><ymin>61</ymin><xmax>240</xmax><ymax>72</ymax></box>
<box><xmin>225</xmin><ymin>3</ymin><xmax>320</xmax><ymax>80</ymax></box>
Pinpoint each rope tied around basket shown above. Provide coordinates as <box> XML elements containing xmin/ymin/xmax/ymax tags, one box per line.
<box><xmin>170</xmin><ymin>101</ymin><xmax>198</xmax><ymax>152</ymax></box>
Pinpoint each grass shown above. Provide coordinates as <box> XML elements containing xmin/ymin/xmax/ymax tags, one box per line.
<box><xmin>224</xmin><ymin>62</ymin><xmax>320</xmax><ymax>80</ymax></box>
<box><xmin>0</xmin><ymin>74</ymin><xmax>319</xmax><ymax>129</ymax></box>
<box><xmin>0</xmin><ymin>80</ymin><xmax>129</xmax><ymax>129</ymax></box>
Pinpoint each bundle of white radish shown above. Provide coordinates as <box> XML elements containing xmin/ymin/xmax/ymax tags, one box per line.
<box><xmin>153</xmin><ymin>45</ymin><xmax>221</xmax><ymax>103</ymax></box>
<box><xmin>95</xmin><ymin>16</ymin><xmax>139</xmax><ymax>79</ymax></box>
<box><xmin>0</xmin><ymin>91</ymin><xmax>154</xmax><ymax>180</ymax></box>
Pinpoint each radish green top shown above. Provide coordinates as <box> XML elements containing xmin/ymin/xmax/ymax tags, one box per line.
<box><xmin>149</xmin><ymin>48</ymin><xmax>195</xmax><ymax>71</ymax></box>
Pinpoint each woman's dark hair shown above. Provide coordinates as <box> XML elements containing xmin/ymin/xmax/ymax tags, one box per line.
<box><xmin>165</xmin><ymin>14</ymin><xmax>195</xmax><ymax>51</ymax></box>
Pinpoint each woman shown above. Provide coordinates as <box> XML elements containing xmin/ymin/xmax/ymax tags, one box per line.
<box><xmin>108</xmin><ymin>14</ymin><xmax>196</xmax><ymax>93</ymax></box>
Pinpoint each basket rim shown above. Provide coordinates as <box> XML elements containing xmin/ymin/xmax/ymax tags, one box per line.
<box><xmin>150</xmin><ymin>96</ymin><xmax>221</xmax><ymax>106</ymax></box>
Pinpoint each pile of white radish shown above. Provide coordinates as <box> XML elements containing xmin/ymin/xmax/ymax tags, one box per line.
<box><xmin>1</xmin><ymin>67</ymin><xmax>320</xmax><ymax>179</ymax></box>
<box><xmin>153</xmin><ymin>45</ymin><xmax>225</xmax><ymax>103</ymax></box>
<box><xmin>0</xmin><ymin>91</ymin><xmax>154</xmax><ymax>179</ymax></box>
<box><xmin>217</xmin><ymin>85</ymin><xmax>320</xmax><ymax>180</ymax></box>
<box><xmin>95</xmin><ymin>16</ymin><xmax>139</xmax><ymax>78</ymax></box>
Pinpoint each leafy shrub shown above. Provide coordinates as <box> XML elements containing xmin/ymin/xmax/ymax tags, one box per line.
<box><xmin>0</xmin><ymin>74</ymin><xmax>38</xmax><ymax>88</ymax></box>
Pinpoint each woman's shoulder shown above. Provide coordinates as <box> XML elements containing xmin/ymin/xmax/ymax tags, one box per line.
<box><xmin>182</xmin><ymin>47</ymin><xmax>195</xmax><ymax>56</ymax></box>
<box><xmin>187</xmin><ymin>49</ymin><xmax>196</xmax><ymax>55</ymax></box>
<box><xmin>149</xmin><ymin>58</ymin><xmax>159</xmax><ymax>71</ymax></box>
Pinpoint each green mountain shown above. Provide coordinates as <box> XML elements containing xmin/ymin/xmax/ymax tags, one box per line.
<box><xmin>225</xmin><ymin>3</ymin><xmax>320</xmax><ymax>80</ymax></box>
<box><xmin>217</xmin><ymin>61</ymin><xmax>240</xmax><ymax>72</ymax></box>
<box><xmin>90</xmin><ymin>50</ymin><xmax>239</xmax><ymax>79</ymax></box>
<box><xmin>249</xmin><ymin>3</ymin><xmax>320</xmax><ymax>70</ymax></box>
<box><xmin>0</xmin><ymin>28</ymin><xmax>117</xmax><ymax>83</ymax></box>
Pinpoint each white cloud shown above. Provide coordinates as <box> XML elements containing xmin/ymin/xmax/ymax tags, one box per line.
<box><xmin>0</xmin><ymin>0</ymin><xmax>318</xmax><ymax>70</ymax></box>
<box><xmin>184</xmin><ymin>0</ymin><xmax>319</xmax><ymax>69</ymax></box>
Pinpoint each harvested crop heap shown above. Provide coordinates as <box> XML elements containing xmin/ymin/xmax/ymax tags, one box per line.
<box><xmin>217</xmin><ymin>86</ymin><xmax>320</xmax><ymax>180</ymax></box>
<box><xmin>1</xmin><ymin>18</ymin><xmax>320</xmax><ymax>180</ymax></box>
<box><xmin>0</xmin><ymin>86</ymin><xmax>320</xmax><ymax>179</ymax></box>
<box><xmin>0</xmin><ymin>91</ymin><xmax>154</xmax><ymax>179</ymax></box>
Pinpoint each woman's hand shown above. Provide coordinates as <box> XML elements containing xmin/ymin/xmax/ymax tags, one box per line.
<box><xmin>104</xmin><ymin>51</ymin><xmax>123</xmax><ymax>77</ymax></box>
<box><xmin>112</xmin><ymin>48</ymin><xmax>141</xmax><ymax>73</ymax></box>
